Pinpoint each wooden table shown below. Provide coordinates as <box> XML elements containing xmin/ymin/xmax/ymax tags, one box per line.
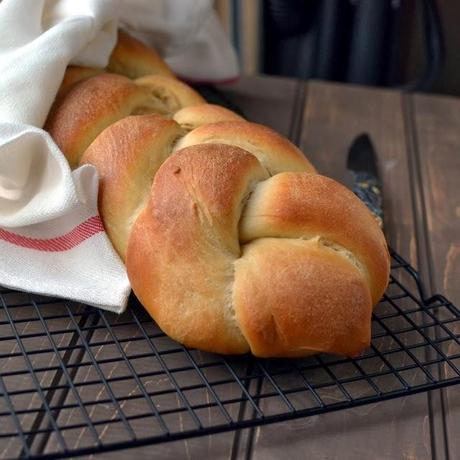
<box><xmin>1</xmin><ymin>76</ymin><xmax>459</xmax><ymax>459</ymax></box>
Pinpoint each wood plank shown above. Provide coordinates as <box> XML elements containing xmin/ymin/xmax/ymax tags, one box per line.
<box><xmin>248</xmin><ymin>80</ymin><xmax>435</xmax><ymax>460</ymax></box>
<box><xmin>410</xmin><ymin>93</ymin><xmax>460</xmax><ymax>460</ymax></box>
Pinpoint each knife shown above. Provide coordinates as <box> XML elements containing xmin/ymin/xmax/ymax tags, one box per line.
<box><xmin>346</xmin><ymin>134</ymin><xmax>383</xmax><ymax>228</ymax></box>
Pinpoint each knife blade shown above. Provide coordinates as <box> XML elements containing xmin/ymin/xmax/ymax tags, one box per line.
<box><xmin>347</xmin><ymin>133</ymin><xmax>383</xmax><ymax>228</ymax></box>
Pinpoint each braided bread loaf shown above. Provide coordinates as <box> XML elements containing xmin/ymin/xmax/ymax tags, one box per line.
<box><xmin>46</xmin><ymin>31</ymin><xmax>390</xmax><ymax>357</ymax></box>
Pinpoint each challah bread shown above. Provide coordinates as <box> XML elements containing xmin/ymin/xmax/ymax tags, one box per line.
<box><xmin>79</xmin><ymin>115</ymin><xmax>314</xmax><ymax>260</ymax></box>
<box><xmin>127</xmin><ymin>145</ymin><xmax>389</xmax><ymax>357</ymax></box>
<box><xmin>45</xmin><ymin>30</ymin><xmax>390</xmax><ymax>358</ymax></box>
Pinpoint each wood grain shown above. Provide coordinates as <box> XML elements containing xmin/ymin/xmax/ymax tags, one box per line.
<box><xmin>409</xmin><ymin>93</ymin><xmax>460</xmax><ymax>460</ymax></box>
<box><xmin>0</xmin><ymin>294</ymin><xmax>92</xmax><ymax>459</ymax></box>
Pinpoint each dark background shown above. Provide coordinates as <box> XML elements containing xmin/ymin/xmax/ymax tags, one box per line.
<box><xmin>216</xmin><ymin>0</ymin><xmax>460</xmax><ymax>96</ymax></box>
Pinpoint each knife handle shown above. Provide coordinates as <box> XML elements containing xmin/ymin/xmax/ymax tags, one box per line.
<box><xmin>351</xmin><ymin>172</ymin><xmax>383</xmax><ymax>228</ymax></box>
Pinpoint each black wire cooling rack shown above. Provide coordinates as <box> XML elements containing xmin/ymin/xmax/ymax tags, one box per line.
<box><xmin>1</xmin><ymin>249</ymin><xmax>460</xmax><ymax>459</ymax></box>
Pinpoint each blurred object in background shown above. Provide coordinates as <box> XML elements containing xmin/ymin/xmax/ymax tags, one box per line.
<box><xmin>214</xmin><ymin>0</ymin><xmax>460</xmax><ymax>95</ymax></box>
<box><xmin>120</xmin><ymin>0</ymin><xmax>239</xmax><ymax>82</ymax></box>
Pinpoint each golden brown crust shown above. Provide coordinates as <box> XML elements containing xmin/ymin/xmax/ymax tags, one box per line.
<box><xmin>174</xmin><ymin>121</ymin><xmax>317</xmax><ymax>174</ymax></box>
<box><xmin>234</xmin><ymin>238</ymin><xmax>372</xmax><ymax>357</ymax></box>
<box><xmin>107</xmin><ymin>29</ymin><xmax>174</xmax><ymax>78</ymax></box>
<box><xmin>49</xmin><ymin>73</ymin><xmax>204</xmax><ymax>168</ymax></box>
<box><xmin>240</xmin><ymin>173</ymin><xmax>390</xmax><ymax>304</ymax></box>
<box><xmin>173</xmin><ymin>104</ymin><xmax>244</xmax><ymax>130</ymax></box>
<box><xmin>135</xmin><ymin>75</ymin><xmax>205</xmax><ymax>113</ymax></box>
<box><xmin>57</xmin><ymin>30</ymin><xmax>173</xmax><ymax>98</ymax></box>
<box><xmin>81</xmin><ymin>115</ymin><xmax>184</xmax><ymax>260</ymax></box>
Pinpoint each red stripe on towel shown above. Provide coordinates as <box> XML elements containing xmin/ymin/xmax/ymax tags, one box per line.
<box><xmin>0</xmin><ymin>216</ymin><xmax>104</xmax><ymax>252</ymax></box>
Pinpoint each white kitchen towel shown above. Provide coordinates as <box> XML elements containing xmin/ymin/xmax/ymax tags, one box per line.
<box><xmin>0</xmin><ymin>0</ymin><xmax>238</xmax><ymax>312</ymax></box>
